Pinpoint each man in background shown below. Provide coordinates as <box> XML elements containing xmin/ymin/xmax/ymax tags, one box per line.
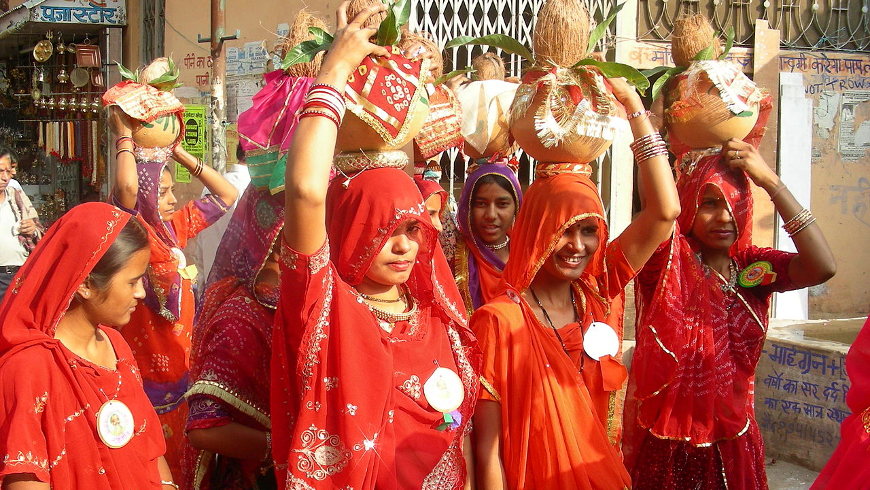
<box><xmin>0</xmin><ymin>149</ymin><xmax>42</xmax><ymax>300</ymax></box>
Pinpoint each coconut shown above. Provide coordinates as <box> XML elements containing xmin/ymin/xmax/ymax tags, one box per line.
<box><xmin>472</xmin><ymin>52</ymin><xmax>506</xmax><ymax>81</ymax></box>
<box><xmin>347</xmin><ymin>0</ymin><xmax>388</xmax><ymax>29</ymax></box>
<box><xmin>131</xmin><ymin>113</ymin><xmax>182</xmax><ymax>148</ymax></box>
<box><xmin>670</xmin><ymin>14</ymin><xmax>722</xmax><ymax>67</ymax></box>
<box><xmin>276</xmin><ymin>10</ymin><xmax>327</xmax><ymax>77</ymax></box>
<box><xmin>533</xmin><ymin>0</ymin><xmax>591</xmax><ymax>68</ymax></box>
<box><xmin>398</xmin><ymin>31</ymin><xmax>443</xmax><ymax>82</ymax></box>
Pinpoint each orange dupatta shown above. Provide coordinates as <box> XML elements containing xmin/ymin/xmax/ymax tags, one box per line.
<box><xmin>472</xmin><ymin>173</ymin><xmax>632</xmax><ymax>489</ymax></box>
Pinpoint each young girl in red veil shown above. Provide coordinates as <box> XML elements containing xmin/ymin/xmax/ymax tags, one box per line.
<box><xmin>0</xmin><ymin>203</ymin><xmax>175</xmax><ymax>489</ymax></box>
<box><xmin>271</xmin><ymin>3</ymin><xmax>479</xmax><ymax>489</ymax></box>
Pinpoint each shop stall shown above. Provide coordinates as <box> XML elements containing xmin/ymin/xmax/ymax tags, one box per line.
<box><xmin>0</xmin><ymin>0</ymin><xmax>125</xmax><ymax>224</ymax></box>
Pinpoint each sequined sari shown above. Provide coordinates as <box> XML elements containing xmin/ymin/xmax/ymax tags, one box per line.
<box><xmin>117</xmin><ymin>149</ymin><xmax>227</xmax><ymax>479</ymax></box>
<box><xmin>454</xmin><ymin>160</ymin><xmax>522</xmax><ymax>314</ymax></box>
<box><xmin>183</xmin><ymin>186</ymin><xmax>284</xmax><ymax>489</ymax></box>
<box><xmin>626</xmin><ymin>149</ymin><xmax>799</xmax><ymax>489</ymax></box>
<box><xmin>271</xmin><ymin>169</ymin><xmax>479</xmax><ymax>489</ymax></box>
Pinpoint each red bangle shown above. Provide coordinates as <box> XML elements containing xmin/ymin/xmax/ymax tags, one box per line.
<box><xmin>299</xmin><ymin>109</ymin><xmax>340</xmax><ymax>129</ymax></box>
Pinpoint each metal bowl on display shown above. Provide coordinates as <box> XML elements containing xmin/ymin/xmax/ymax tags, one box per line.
<box><xmin>71</xmin><ymin>67</ymin><xmax>89</xmax><ymax>88</ymax></box>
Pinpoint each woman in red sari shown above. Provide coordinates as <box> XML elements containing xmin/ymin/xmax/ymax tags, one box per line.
<box><xmin>272</xmin><ymin>4</ymin><xmax>479</xmax><ymax>488</ymax></box>
<box><xmin>109</xmin><ymin>102</ymin><xmax>238</xmax><ymax>478</ymax></box>
<box><xmin>626</xmin><ymin>136</ymin><xmax>836</xmax><ymax>488</ymax></box>
<box><xmin>813</xmin><ymin>316</ymin><xmax>870</xmax><ymax>489</ymax></box>
<box><xmin>0</xmin><ymin>202</ymin><xmax>174</xmax><ymax>489</ymax></box>
<box><xmin>416</xmin><ymin>176</ymin><xmax>449</xmax><ymax>234</ymax></box>
<box><xmin>471</xmin><ymin>80</ymin><xmax>681</xmax><ymax>489</ymax></box>
<box><xmin>183</xmin><ymin>186</ymin><xmax>283</xmax><ymax>489</ymax></box>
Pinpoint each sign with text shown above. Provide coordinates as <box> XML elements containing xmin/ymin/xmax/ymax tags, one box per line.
<box><xmin>34</xmin><ymin>0</ymin><xmax>127</xmax><ymax>26</ymax></box>
<box><xmin>177</xmin><ymin>105</ymin><xmax>207</xmax><ymax>184</ymax></box>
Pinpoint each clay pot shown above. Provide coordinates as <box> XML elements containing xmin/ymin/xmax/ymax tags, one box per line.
<box><xmin>666</xmin><ymin>76</ymin><xmax>759</xmax><ymax>149</ymax></box>
<box><xmin>335</xmin><ymin>99</ymin><xmax>429</xmax><ymax>152</ymax></box>
<box><xmin>510</xmin><ymin>86</ymin><xmax>615</xmax><ymax>163</ymax></box>
<box><xmin>131</xmin><ymin>113</ymin><xmax>182</xmax><ymax>148</ymax></box>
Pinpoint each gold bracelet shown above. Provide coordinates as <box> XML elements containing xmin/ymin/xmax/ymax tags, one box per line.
<box><xmin>161</xmin><ymin>481</ymin><xmax>179</xmax><ymax>489</ymax></box>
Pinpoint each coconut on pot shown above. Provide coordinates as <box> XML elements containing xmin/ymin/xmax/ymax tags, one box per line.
<box><xmin>282</xmin><ymin>0</ymin><xmax>431</xmax><ymax>162</ymax></box>
<box><xmin>509</xmin><ymin>0</ymin><xmax>631</xmax><ymax>166</ymax></box>
<box><xmin>446</xmin><ymin>0</ymin><xmax>648</xmax><ymax>170</ymax></box>
<box><xmin>661</xmin><ymin>14</ymin><xmax>769</xmax><ymax>150</ymax></box>
<box><xmin>454</xmin><ymin>53</ymin><xmax>519</xmax><ymax>160</ymax></box>
<box><xmin>102</xmin><ymin>57</ymin><xmax>185</xmax><ymax>149</ymax></box>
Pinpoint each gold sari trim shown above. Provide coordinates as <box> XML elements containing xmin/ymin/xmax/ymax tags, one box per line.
<box><xmin>479</xmin><ymin>376</ymin><xmax>501</xmax><ymax>402</ymax></box>
<box><xmin>186</xmin><ymin>380</ymin><xmax>271</xmax><ymax>429</ymax></box>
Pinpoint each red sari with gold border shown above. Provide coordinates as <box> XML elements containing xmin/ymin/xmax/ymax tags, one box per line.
<box><xmin>0</xmin><ymin>203</ymin><xmax>165</xmax><ymax>489</ymax></box>
<box><xmin>271</xmin><ymin>169</ymin><xmax>479</xmax><ymax>489</ymax></box>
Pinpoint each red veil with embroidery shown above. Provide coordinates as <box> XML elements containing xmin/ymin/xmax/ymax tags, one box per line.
<box><xmin>0</xmin><ymin>203</ymin><xmax>165</xmax><ymax>489</ymax></box>
<box><xmin>625</xmin><ymin>96</ymin><xmax>802</xmax><ymax>489</ymax></box>
<box><xmin>271</xmin><ymin>168</ymin><xmax>479</xmax><ymax>489</ymax></box>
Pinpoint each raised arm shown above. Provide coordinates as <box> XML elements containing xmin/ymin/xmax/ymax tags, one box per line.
<box><xmin>611</xmin><ymin>79</ymin><xmax>681</xmax><ymax>270</ymax></box>
<box><xmin>283</xmin><ymin>1</ymin><xmax>389</xmax><ymax>254</ymax></box>
<box><xmin>172</xmin><ymin>145</ymin><xmax>238</xmax><ymax>208</ymax></box>
<box><xmin>722</xmin><ymin>138</ymin><xmax>836</xmax><ymax>287</ymax></box>
<box><xmin>109</xmin><ymin>106</ymin><xmax>139</xmax><ymax>210</ymax></box>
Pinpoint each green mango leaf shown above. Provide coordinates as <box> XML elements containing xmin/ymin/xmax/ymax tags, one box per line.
<box><xmin>693</xmin><ymin>45</ymin><xmax>715</xmax><ymax>61</ymax></box>
<box><xmin>718</xmin><ymin>26</ymin><xmax>735</xmax><ymax>60</ymax></box>
<box><xmin>308</xmin><ymin>27</ymin><xmax>333</xmax><ymax>45</ymax></box>
<box><xmin>433</xmin><ymin>67</ymin><xmax>475</xmax><ymax>85</ymax></box>
<box><xmin>375</xmin><ymin>0</ymin><xmax>400</xmax><ymax>46</ymax></box>
<box><xmin>736</xmin><ymin>110</ymin><xmax>754</xmax><ymax>117</ymax></box>
<box><xmin>393</xmin><ymin>0</ymin><xmax>411</xmax><ymax>30</ymax></box>
<box><xmin>573</xmin><ymin>59</ymin><xmax>650</xmax><ymax>95</ymax></box>
<box><xmin>649</xmin><ymin>66</ymin><xmax>686</xmax><ymax>101</ymax></box>
<box><xmin>444</xmin><ymin>34</ymin><xmax>533</xmax><ymax>61</ymax></box>
<box><xmin>115</xmin><ymin>61</ymin><xmax>138</xmax><ymax>82</ymax></box>
<box><xmin>586</xmin><ymin>2</ymin><xmax>625</xmax><ymax>55</ymax></box>
<box><xmin>281</xmin><ymin>39</ymin><xmax>332</xmax><ymax>70</ymax></box>
<box><xmin>640</xmin><ymin>66</ymin><xmax>673</xmax><ymax>78</ymax></box>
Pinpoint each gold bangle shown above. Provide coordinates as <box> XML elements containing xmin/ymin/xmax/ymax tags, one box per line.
<box><xmin>161</xmin><ymin>481</ymin><xmax>179</xmax><ymax>489</ymax></box>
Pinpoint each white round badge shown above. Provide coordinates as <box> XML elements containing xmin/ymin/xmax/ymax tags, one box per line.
<box><xmin>583</xmin><ymin>322</ymin><xmax>620</xmax><ymax>361</ymax></box>
<box><xmin>170</xmin><ymin>247</ymin><xmax>187</xmax><ymax>269</ymax></box>
<box><xmin>423</xmin><ymin>367</ymin><xmax>465</xmax><ymax>413</ymax></box>
<box><xmin>96</xmin><ymin>400</ymin><xmax>135</xmax><ymax>448</ymax></box>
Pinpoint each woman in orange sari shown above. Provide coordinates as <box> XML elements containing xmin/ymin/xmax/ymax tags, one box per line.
<box><xmin>471</xmin><ymin>80</ymin><xmax>681</xmax><ymax>489</ymax></box>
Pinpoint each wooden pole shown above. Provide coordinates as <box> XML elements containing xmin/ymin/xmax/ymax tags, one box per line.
<box><xmin>198</xmin><ymin>0</ymin><xmax>238</xmax><ymax>174</ymax></box>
